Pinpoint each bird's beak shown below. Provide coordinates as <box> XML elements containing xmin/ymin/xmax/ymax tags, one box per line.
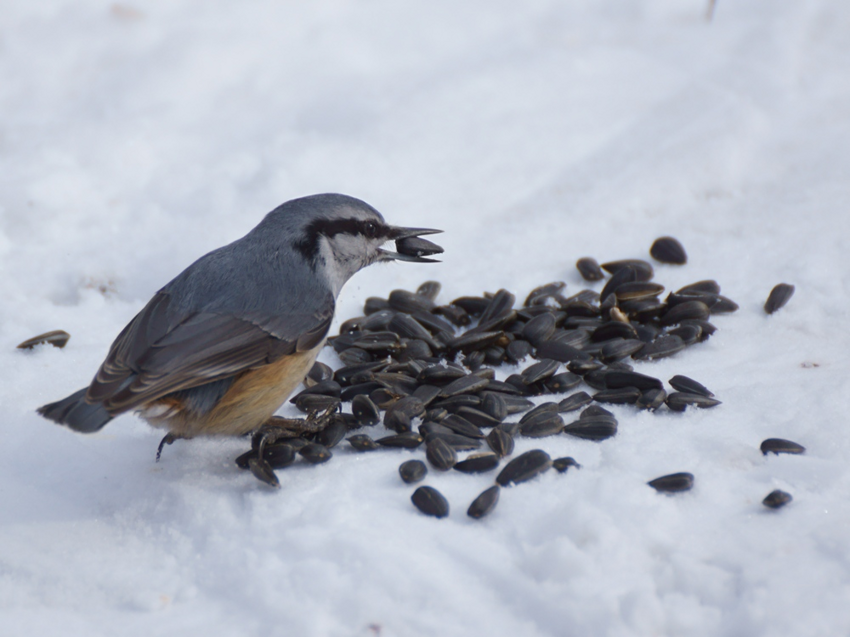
<box><xmin>379</xmin><ymin>226</ymin><xmax>444</xmax><ymax>263</ymax></box>
<box><xmin>387</xmin><ymin>226</ymin><xmax>443</xmax><ymax>240</ymax></box>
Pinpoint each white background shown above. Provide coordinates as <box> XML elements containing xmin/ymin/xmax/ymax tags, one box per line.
<box><xmin>1</xmin><ymin>1</ymin><xmax>849</xmax><ymax>635</ymax></box>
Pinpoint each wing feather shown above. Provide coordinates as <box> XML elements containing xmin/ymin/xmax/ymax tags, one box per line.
<box><xmin>86</xmin><ymin>290</ymin><xmax>333</xmax><ymax>415</ymax></box>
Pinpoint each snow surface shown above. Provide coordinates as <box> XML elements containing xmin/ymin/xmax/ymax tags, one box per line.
<box><xmin>2</xmin><ymin>1</ymin><xmax>850</xmax><ymax>635</ymax></box>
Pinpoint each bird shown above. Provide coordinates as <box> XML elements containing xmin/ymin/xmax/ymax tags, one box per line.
<box><xmin>38</xmin><ymin>193</ymin><xmax>442</xmax><ymax>456</ymax></box>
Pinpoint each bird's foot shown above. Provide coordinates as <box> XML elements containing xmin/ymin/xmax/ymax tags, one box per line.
<box><xmin>242</xmin><ymin>405</ymin><xmax>339</xmax><ymax>488</ymax></box>
<box><xmin>252</xmin><ymin>404</ymin><xmax>339</xmax><ymax>447</ymax></box>
<box><xmin>155</xmin><ymin>433</ymin><xmax>182</xmax><ymax>462</ymax></box>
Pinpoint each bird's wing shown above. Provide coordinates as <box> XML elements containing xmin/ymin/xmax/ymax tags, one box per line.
<box><xmin>85</xmin><ymin>291</ymin><xmax>333</xmax><ymax>414</ymax></box>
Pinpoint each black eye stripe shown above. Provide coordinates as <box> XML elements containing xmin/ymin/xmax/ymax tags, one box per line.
<box><xmin>294</xmin><ymin>217</ymin><xmax>389</xmax><ymax>261</ymax></box>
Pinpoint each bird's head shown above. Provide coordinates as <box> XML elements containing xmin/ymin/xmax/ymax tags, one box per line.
<box><xmin>263</xmin><ymin>193</ymin><xmax>442</xmax><ymax>296</ymax></box>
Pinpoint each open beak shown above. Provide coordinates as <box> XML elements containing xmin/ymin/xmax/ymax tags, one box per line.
<box><xmin>379</xmin><ymin>226</ymin><xmax>444</xmax><ymax>263</ymax></box>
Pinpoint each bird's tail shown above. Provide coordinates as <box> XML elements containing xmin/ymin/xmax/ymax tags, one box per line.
<box><xmin>37</xmin><ymin>388</ymin><xmax>113</xmax><ymax>433</ymax></box>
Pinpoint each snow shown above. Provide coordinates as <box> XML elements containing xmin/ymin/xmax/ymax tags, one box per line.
<box><xmin>2</xmin><ymin>1</ymin><xmax>850</xmax><ymax>635</ymax></box>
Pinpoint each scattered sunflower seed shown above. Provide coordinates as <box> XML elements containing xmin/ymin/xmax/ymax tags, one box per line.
<box><xmin>762</xmin><ymin>489</ymin><xmax>792</xmax><ymax>509</ymax></box>
<box><xmin>760</xmin><ymin>438</ymin><xmax>805</xmax><ymax>455</ymax></box>
<box><xmin>553</xmin><ymin>457</ymin><xmax>581</xmax><ymax>473</ymax></box>
<box><xmin>496</xmin><ymin>449</ymin><xmax>552</xmax><ymax>486</ymax></box>
<box><xmin>764</xmin><ymin>283</ymin><xmax>795</xmax><ymax>314</ymax></box>
<box><xmin>647</xmin><ymin>472</ymin><xmax>694</xmax><ymax>493</ymax></box>
<box><xmin>650</xmin><ymin>236</ymin><xmax>687</xmax><ymax>264</ymax></box>
<box><xmin>411</xmin><ymin>486</ymin><xmax>449</xmax><ymax>518</ymax></box>
<box><xmin>16</xmin><ymin>329</ymin><xmax>71</xmax><ymax>350</ymax></box>
<box><xmin>467</xmin><ymin>485</ymin><xmax>500</xmax><ymax>519</ymax></box>
<box><xmin>399</xmin><ymin>460</ymin><xmax>428</xmax><ymax>484</ymax></box>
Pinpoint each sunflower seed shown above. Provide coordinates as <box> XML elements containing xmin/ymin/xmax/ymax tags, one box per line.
<box><xmin>299</xmin><ymin>443</ymin><xmax>333</xmax><ymax>464</ymax></box>
<box><xmin>389</xmin><ymin>289</ymin><xmax>437</xmax><ymax>314</ymax></box>
<box><xmin>411</xmin><ymin>486</ymin><xmax>450</xmax><ymax>518</ymax></box>
<box><xmin>480</xmin><ymin>392</ymin><xmax>508</xmax><ymax>422</ymax></box>
<box><xmin>614</xmin><ymin>282</ymin><xmax>665</xmax><ymax>302</ymax></box>
<box><xmin>667</xmin><ymin>324</ymin><xmax>702</xmax><ymax>345</ymax></box>
<box><xmin>253</xmin><ymin>443</ymin><xmax>299</xmax><ymax>470</ymax></box>
<box><xmin>760</xmin><ymin>438</ymin><xmax>806</xmax><ymax>455</ymax></box>
<box><xmin>496</xmin><ymin>449</ymin><xmax>552</xmax><ymax>486</ymax></box>
<box><xmin>436</xmin><ymin>304</ymin><xmax>472</xmax><ymax>327</ymax></box>
<box><xmin>504</xmin><ymin>339</ymin><xmax>533</xmax><ymax>364</ymax></box>
<box><xmin>452</xmin><ymin>453</ymin><xmax>498</xmax><ymax>475</ymax></box>
<box><xmin>581</xmin><ymin>404</ymin><xmax>614</xmax><ymax>419</ymax></box>
<box><xmin>334</xmin><ymin>361</ymin><xmax>387</xmax><ymax>386</ymax></box>
<box><xmin>543</xmin><ymin>371</ymin><xmax>582</xmax><ymax>394</ymax></box>
<box><xmin>399</xmin><ymin>460</ymin><xmax>428</xmax><ymax>484</ymax></box>
<box><xmin>650</xmin><ymin>236</ymin><xmax>687</xmax><ymax>264</ymax></box>
<box><xmin>360</xmin><ymin>309</ymin><xmax>398</xmax><ymax>332</ymax></box>
<box><xmin>486</xmin><ymin>428</ymin><xmax>515</xmax><ymax>457</ymax></box>
<box><xmin>455</xmin><ymin>406</ymin><xmax>501</xmax><ymax>428</ymax></box>
<box><xmin>583</xmin><ymin>369</ymin><xmax>609</xmax><ymax>390</ymax></box>
<box><xmin>16</xmin><ymin>329</ymin><xmax>71</xmax><ymax>350</ymax></box>
<box><xmin>563</xmin><ymin>415</ymin><xmax>617</xmax><ymax>441</ymax></box>
<box><xmin>425</xmin><ymin>428</ymin><xmax>483</xmax><ymax>449</ymax></box>
<box><xmin>576</xmin><ymin>257</ymin><xmax>605</xmax><ymax>282</ymax></box>
<box><xmin>535</xmin><ymin>340</ymin><xmax>590</xmax><ymax>364</ymax></box>
<box><xmin>248</xmin><ymin>457</ymin><xmax>280</xmax><ymax>488</ymax></box>
<box><xmin>677</xmin><ymin>280</ymin><xmax>720</xmax><ymax>295</ymax></box>
<box><xmin>293</xmin><ymin>393</ymin><xmax>341</xmax><ymax>413</ymax></box>
<box><xmin>519</xmin><ymin>402</ymin><xmax>559</xmax><ymax>424</ymax></box>
<box><xmin>441</xmin><ymin>414</ymin><xmax>485</xmax><ymax>439</ymax></box>
<box><xmin>600</xmin><ymin>338</ymin><xmax>645</xmax><ymax>363</ymax></box>
<box><xmin>304</xmin><ymin>361</ymin><xmax>334</xmax><ymax>387</ymax></box>
<box><xmin>660</xmin><ymin>301</ymin><xmax>711</xmax><ymax>326</ymax></box>
<box><xmin>762</xmin><ymin>489</ymin><xmax>793</xmax><ymax>509</ymax></box>
<box><xmin>347</xmin><ymin>434</ymin><xmax>381</xmax><ymax>452</ymax></box>
<box><xmin>591</xmin><ymin>322</ymin><xmax>638</xmax><ymax>342</ymax></box>
<box><xmin>426</xmin><ymin>437</ymin><xmax>458</xmax><ymax>471</ymax></box>
<box><xmin>478</xmin><ymin>289</ymin><xmax>516</xmax><ymax>325</ymax></box>
<box><xmin>466</xmin><ymin>485</ymin><xmax>500</xmax><ymax>519</ymax></box>
<box><xmin>440</xmin><ymin>374</ymin><xmax>490</xmax><ymax>397</ymax></box>
<box><xmin>295</xmin><ymin>379</ymin><xmax>342</xmax><ymax>398</ymax></box>
<box><xmin>553</xmin><ymin>457</ymin><xmax>581</xmax><ymax>473</ymax></box>
<box><xmin>600</xmin><ymin>266</ymin><xmax>638</xmax><ymax>302</ymax></box>
<box><xmin>388</xmin><ymin>314</ymin><xmax>442</xmax><ymax>351</ymax></box>
<box><xmin>764</xmin><ymin>283</ymin><xmax>795</xmax><ymax>314</ymax></box>
<box><xmin>521</xmin><ymin>359</ymin><xmax>560</xmax><ymax>385</ymax></box>
<box><xmin>648</xmin><ymin>472</ymin><xmax>694</xmax><ymax>493</ymax></box>
<box><xmin>668</xmin><ymin>375</ymin><xmax>713</xmax><ymax>397</ymax></box>
<box><xmin>520</xmin><ymin>412</ymin><xmax>565</xmax><ymax>437</ymax></box>
<box><xmin>636</xmin><ymin>388</ymin><xmax>667</xmax><ymax>410</ymax></box>
<box><xmin>567</xmin><ymin>359</ymin><xmax>604</xmax><ymax>375</ymax></box>
<box><xmin>631</xmin><ymin>334</ymin><xmax>686</xmax><ymax>360</ymax></box>
<box><xmin>377</xmin><ymin>432</ymin><xmax>424</xmax><ymax>449</ymax></box>
<box><xmin>666</xmin><ymin>392</ymin><xmax>722</xmax><ymax>412</ymax></box>
<box><xmin>364</xmin><ymin>297</ymin><xmax>390</xmax><ymax>314</ymax></box>
<box><xmin>558</xmin><ymin>391</ymin><xmax>594</xmax><ymax>412</ymax></box>
<box><xmin>522</xmin><ymin>313</ymin><xmax>557</xmax><ymax>346</ymax></box>
<box><xmin>601</xmin><ymin>259</ymin><xmax>654</xmax><ymax>281</ymax></box>
<box><xmin>416</xmin><ymin>280</ymin><xmax>442</xmax><ymax>300</ymax></box>
<box><xmin>314</xmin><ymin>421</ymin><xmax>347</xmax><ymax>448</ymax></box>
<box><xmin>593</xmin><ymin>387</ymin><xmax>641</xmax><ymax>405</ymax></box>
<box><xmin>450</xmin><ymin>296</ymin><xmax>490</xmax><ymax>316</ymax></box>
<box><xmin>396</xmin><ymin>235</ymin><xmax>443</xmax><ymax>259</ymax></box>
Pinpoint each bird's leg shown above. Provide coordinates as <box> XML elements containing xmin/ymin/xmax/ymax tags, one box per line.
<box><xmin>156</xmin><ymin>432</ymin><xmax>183</xmax><ymax>462</ymax></box>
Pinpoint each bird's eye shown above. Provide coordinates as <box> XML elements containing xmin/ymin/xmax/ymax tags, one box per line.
<box><xmin>364</xmin><ymin>221</ymin><xmax>378</xmax><ymax>238</ymax></box>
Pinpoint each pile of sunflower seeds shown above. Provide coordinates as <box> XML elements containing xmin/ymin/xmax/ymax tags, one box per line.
<box><xmin>230</xmin><ymin>236</ymin><xmax>801</xmax><ymax>516</ymax></box>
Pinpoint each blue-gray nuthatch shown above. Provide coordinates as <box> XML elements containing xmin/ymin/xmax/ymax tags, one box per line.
<box><xmin>38</xmin><ymin>194</ymin><xmax>442</xmax><ymax>450</ymax></box>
